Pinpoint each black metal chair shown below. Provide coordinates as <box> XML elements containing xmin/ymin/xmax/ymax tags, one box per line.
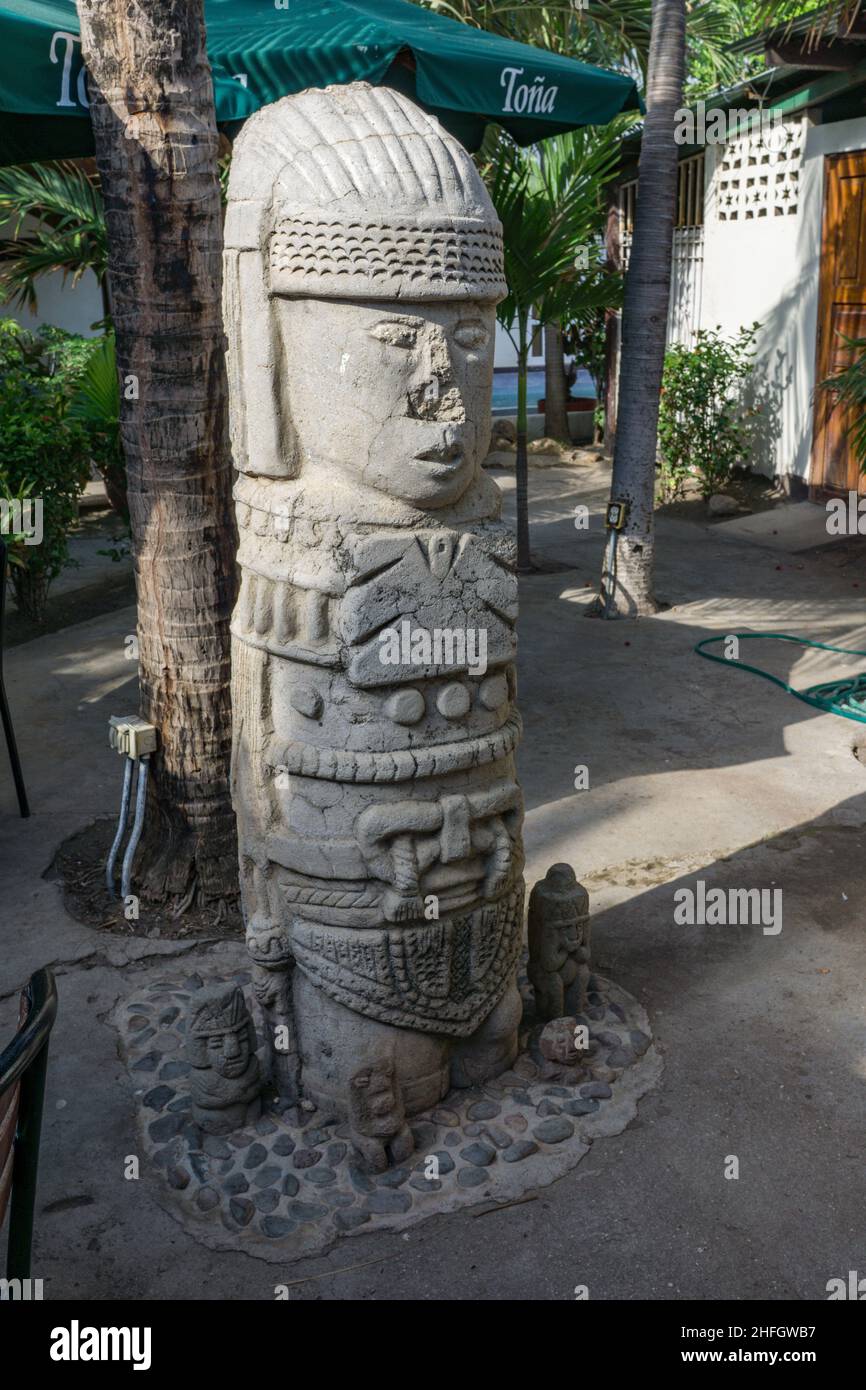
<box><xmin>0</xmin><ymin>537</ymin><xmax>29</xmax><ymax>817</ymax></box>
<box><xmin>0</xmin><ymin>968</ymin><xmax>57</xmax><ymax>1281</ymax></box>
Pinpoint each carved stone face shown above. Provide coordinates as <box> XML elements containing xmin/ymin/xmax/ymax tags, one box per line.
<box><xmin>205</xmin><ymin>1024</ymin><xmax>251</xmax><ymax>1080</ymax></box>
<box><xmin>276</xmin><ymin>298</ymin><xmax>495</xmax><ymax>508</ymax></box>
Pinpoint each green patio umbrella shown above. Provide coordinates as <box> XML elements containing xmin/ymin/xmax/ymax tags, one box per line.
<box><xmin>0</xmin><ymin>0</ymin><xmax>640</xmax><ymax>165</ymax></box>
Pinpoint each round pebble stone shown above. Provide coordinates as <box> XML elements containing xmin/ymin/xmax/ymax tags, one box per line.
<box><xmin>463</xmin><ymin>1122</ymin><xmax>484</xmax><ymax>1137</ymax></box>
<box><xmin>281</xmin><ymin>1174</ymin><xmax>299</xmax><ymax>1198</ymax></box>
<box><xmin>322</xmin><ymin>1191</ymin><xmax>354</xmax><ymax>1209</ymax></box>
<box><xmin>243</xmin><ymin>1143</ymin><xmax>268</xmax><ymax>1170</ymax></box>
<box><xmin>203</xmin><ymin>1135</ymin><xmax>232</xmax><ymax>1159</ymax></box>
<box><xmin>630</xmin><ymin>1029</ymin><xmax>651</xmax><ymax>1055</ymax></box>
<box><xmin>457</xmin><ymin>1166</ymin><xmax>488</xmax><ymax>1188</ymax></box>
<box><xmin>377</xmin><ymin>1167</ymin><xmax>410</xmax><ymax>1188</ymax></box>
<box><xmin>229</xmin><ymin>1197</ymin><xmax>255</xmax><ymax>1227</ymax></box>
<box><xmin>482</xmin><ymin>1125</ymin><xmax>512</xmax><ymax>1149</ymax></box>
<box><xmin>149</xmin><ymin>1114</ymin><xmax>185</xmax><ymax>1144</ymax></box>
<box><xmin>127</xmin><ymin>1015</ymin><xmax>149</xmax><ymax>1032</ymax></box>
<box><xmin>543</xmin><ymin>1086</ymin><xmax>571</xmax><ymax>1098</ymax></box>
<box><xmin>410</xmin><ymin>1176</ymin><xmax>442</xmax><ymax>1193</ymax></box>
<box><xmin>288</xmin><ymin>1200</ymin><xmax>327</xmax><ymax>1223</ymax></box>
<box><xmin>261</xmin><ymin>1216</ymin><xmax>296</xmax><ymax>1238</ymax></box>
<box><xmin>252</xmin><ymin>1165</ymin><xmax>282</xmax><ymax>1189</ymax></box>
<box><xmin>536</xmin><ymin>1099</ymin><xmax>561</xmax><ymax>1117</ymax></box>
<box><xmin>562</xmin><ymin>1098</ymin><xmax>599</xmax><ymax>1116</ymax></box>
<box><xmin>608</xmin><ymin>1002</ymin><xmax>628</xmax><ymax>1022</ymax></box>
<box><xmin>348</xmin><ymin>1166</ymin><xmax>375</xmax><ymax>1195</ymax></box>
<box><xmin>533</xmin><ymin>1116</ymin><xmax>575</xmax><ymax>1144</ymax></box>
<box><xmin>511</xmin><ymin>1091</ymin><xmax>532</xmax><ymax>1106</ymax></box>
<box><xmin>167</xmin><ymin>1165</ymin><xmax>190</xmax><ymax>1190</ymax></box>
<box><xmin>436</xmin><ymin>683</ymin><xmax>471</xmax><ymax>719</ymax></box>
<box><xmin>593</xmin><ymin>1029</ymin><xmax>621</xmax><ymax>1048</ymax></box>
<box><xmin>160</xmin><ymin>1060</ymin><xmax>190</xmax><ymax>1081</ymax></box>
<box><xmin>228</xmin><ymin>1131</ymin><xmax>255</xmax><ymax>1149</ymax></box>
<box><xmin>272</xmin><ymin>1134</ymin><xmax>295</xmax><ymax>1157</ymax></box>
<box><xmin>334</xmin><ymin>1209</ymin><xmax>370</xmax><ymax>1232</ymax></box>
<box><xmin>581</xmin><ymin>1082</ymin><xmax>613</xmax><ymax>1100</ymax></box>
<box><xmin>183</xmin><ymin>974</ymin><xmax>203</xmax><ymax>990</ymax></box>
<box><xmin>504</xmin><ymin>1113</ymin><xmax>528</xmax><ymax>1133</ymax></box>
<box><xmin>224</xmin><ymin>1172</ymin><xmax>250</xmax><ymax>1196</ymax></box>
<box><xmin>460</xmin><ymin>1142</ymin><xmax>496</xmax><ymax>1167</ymax></box>
<box><xmin>364</xmin><ymin>1190</ymin><xmax>412</xmax><ymax>1215</ymax></box>
<box><xmin>293</xmin><ymin>1148</ymin><xmax>322</xmax><ymax>1169</ymax></box>
<box><xmin>326</xmin><ymin>1141</ymin><xmax>348</xmax><ymax>1166</ymax></box>
<box><xmin>143</xmin><ymin>1085</ymin><xmax>175</xmax><ymax>1111</ymax></box>
<box><xmin>303</xmin><ymin>1166</ymin><xmax>337</xmax><ymax>1187</ymax></box>
<box><xmin>132</xmin><ymin>1030</ymin><xmax>156</xmax><ymax>1046</ymax></box>
<box><xmin>196</xmin><ymin>1186</ymin><xmax>219</xmax><ymax>1212</ymax></box>
<box><xmin>586</xmin><ymin>1006</ymin><xmax>605</xmax><ymax>1021</ymax></box>
<box><xmin>607</xmin><ymin>1047</ymin><xmax>635</xmax><ymax>1068</ymax></box>
<box><xmin>467</xmin><ymin>1100</ymin><xmax>501</xmax><ymax>1121</ymax></box>
<box><xmin>385</xmin><ymin>689</ymin><xmax>425</xmax><ymax>725</ymax></box>
<box><xmin>415</xmin><ymin>1150</ymin><xmax>455</xmax><ymax>1177</ymax></box>
<box><xmin>502</xmin><ymin>1140</ymin><xmax>538</xmax><ymax>1163</ymax></box>
<box><xmin>254</xmin><ymin>1116</ymin><xmax>278</xmax><ymax>1136</ymax></box>
<box><xmin>431</xmin><ymin>1108</ymin><xmax>460</xmax><ymax>1127</ymax></box>
<box><xmin>590</xmin><ymin>1064</ymin><xmax>617</xmax><ymax>1084</ymax></box>
<box><xmin>253</xmin><ymin>1189</ymin><xmax>280</xmax><ymax>1214</ymax></box>
<box><xmin>444</xmin><ymin>1131</ymin><xmax>461</xmax><ymax>1147</ymax></box>
<box><xmin>159</xmin><ymin>1007</ymin><xmax>180</xmax><ymax>1026</ymax></box>
<box><xmin>153</xmin><ymin>1137</ymin><xmax>185</xmax><ymax>1169</ymax></box>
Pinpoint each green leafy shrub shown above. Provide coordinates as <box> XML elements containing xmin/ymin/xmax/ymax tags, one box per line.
<box><xmin>658</xmin><ymin>323</ymin><xmax>761</xmax><ymax>502</ymax></box>
<box><xmin>69</xmin><ymin>332</ymin><xmax>127</xmax><ymax>517</ymax></box>
<box><xmin>0</xmin><ymin>318</ymin><xmax>92</xmax><ymax>621</ymax></box>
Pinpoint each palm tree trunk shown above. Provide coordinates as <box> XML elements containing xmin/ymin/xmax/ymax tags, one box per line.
<box><xmin>77</xmin><ymin>0</ymin><xmax>238</xmax><ymax>905</ymax></box>
<box><xmin>544</xmin><ymin>322</ymin><xmax>571</xmax><ymax>442</ymax></box>
<box><xmin>598</xmin><ymin>0</ymin><xmax>686</xmax><ymax>618</ymax></box>
<box><xmin>515</xmin><ymin>309</ymin><xmax>532</xmax><ymax>573</ymax></box>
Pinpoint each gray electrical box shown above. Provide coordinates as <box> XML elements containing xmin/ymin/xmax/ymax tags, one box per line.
<box><xmin>109</xmin><ymin>715</ymin><xmax>157</xmax><ymax>760</ymax></box>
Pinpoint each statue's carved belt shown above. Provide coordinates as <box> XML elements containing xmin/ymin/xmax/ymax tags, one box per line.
<box><xmin>290</xmin><ymin>885</ymin><xmax>524</xmax><ymax>1036</ymax></box>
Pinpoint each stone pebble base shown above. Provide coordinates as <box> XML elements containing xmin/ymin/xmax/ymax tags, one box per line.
<box><xmin>115</xmin><ymin>967</ymin><xmax>662</xmax><ymax>1262</ymax></box>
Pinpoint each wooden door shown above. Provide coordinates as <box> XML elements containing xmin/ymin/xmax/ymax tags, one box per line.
<box><xmin>812</xmin><ymin>151</ymin><xmax>866</xmax><ymax>496</ymax></box>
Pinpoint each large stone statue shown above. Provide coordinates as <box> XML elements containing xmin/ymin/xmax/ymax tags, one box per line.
<box><xmin>224</xmin><ymin>83</ymin><xmax>525</xmax><ymax>1164</ymax></box>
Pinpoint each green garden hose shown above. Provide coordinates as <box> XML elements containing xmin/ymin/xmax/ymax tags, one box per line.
<box><xmin>694</xmin><ymin>633</ymin><xmax>866</xmax><ymax>724</ymax></box>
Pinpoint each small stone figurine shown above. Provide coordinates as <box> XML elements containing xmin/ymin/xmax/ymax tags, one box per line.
<box><xmin>186</xmin><ymin>985</ymin><xmax>262</xmax><ymax>1135</ymax></box>
<box><xmin>527</xmin><ymin>864</ymin><xmax>592</xmax><ymax>1021</ymax></box>
<box><xmin>347</xmin><ymin>1058</ymin><xmax>414</xmax><ymax>1174</ymax></box>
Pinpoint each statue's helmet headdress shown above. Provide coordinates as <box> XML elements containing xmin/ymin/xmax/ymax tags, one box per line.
<box><xmin>224</xmin><ymin>82</ymin><xmax>506</xmax><ymax>476</ymax></box>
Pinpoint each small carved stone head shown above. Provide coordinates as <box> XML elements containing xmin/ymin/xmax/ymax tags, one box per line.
<box><xmin>186</xmin><ymin>985</ymin><xmax>257</xmax><ymax>1080</ymax></box>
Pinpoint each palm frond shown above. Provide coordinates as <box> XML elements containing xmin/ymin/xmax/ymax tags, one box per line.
<box><xmin>0</xmin><ymin>161</ymin><xmax>107</xmax><ymax>310</ymax></box>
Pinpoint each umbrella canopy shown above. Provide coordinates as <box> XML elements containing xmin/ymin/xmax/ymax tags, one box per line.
<box><xmin>0</xmin><ymin>0</ymin><xmax>640</xmax><ymax>164</ymax></box>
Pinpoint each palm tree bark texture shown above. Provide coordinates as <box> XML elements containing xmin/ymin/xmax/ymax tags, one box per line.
<box><xmin>76</xmin><ymin>0</ymin><xmax>238</xmax><ymax>905</ymax></box>
<box><xmin>543</xmin><ymin>322</ymin><xmax>571</xmax><ymax>442</ymax></box>
<box><xmin>599</xmin><ymin>0</ymin><xmax>686</xmax><ymax>618</ymax></box>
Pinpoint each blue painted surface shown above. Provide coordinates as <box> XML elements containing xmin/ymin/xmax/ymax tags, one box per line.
<box><xmin>491</xmin><ymin>368</ymin><xmax>596</xmax><ymax>412</ymax></box>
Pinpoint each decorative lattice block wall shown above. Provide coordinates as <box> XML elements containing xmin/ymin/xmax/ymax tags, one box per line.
<box><xmin>717</xmin><ymin>117</ymin><xmax>805</xmax><ymax>222</ymax></box>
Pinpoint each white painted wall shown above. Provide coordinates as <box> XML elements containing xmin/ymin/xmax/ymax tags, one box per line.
<box><xmin>494</xmin><ymin>315</ymin><xmax>546</xmax><ymax>369</ymax></box>
<box><xmin>700</xmin><ymin>113</ymin><xmax>866</xmax><ymax>481</ymax></box>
